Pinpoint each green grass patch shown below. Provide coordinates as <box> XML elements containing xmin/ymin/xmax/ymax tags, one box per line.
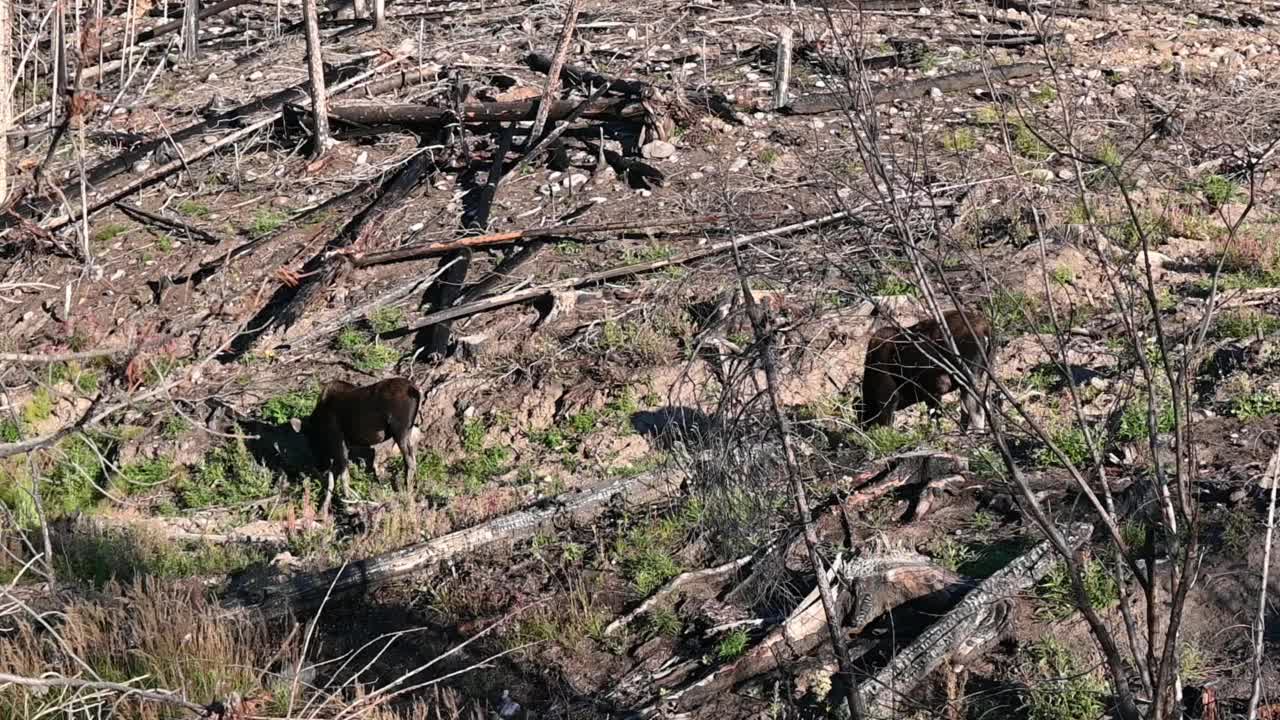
<box><xmin>367</xmin><ymin>306</ymin><xmax>406</xmax><ymax>335</ymax></box>
<box><xmin>1213</xmin><ymin>310</ymin><xmax>1280</xmax><ymax>339</ymax></box>
<box><xmin>1024</xmin><ymin>638</ymin><xmax>1107</xmax><ymax>720</ymax></box>
<box><xmin>974</xmin><ymin>105</ymin><xmax>1003</xmax><ymax>125</ymax></box>
<box><xmin>942</xmin><ymin>127</ymin><xmax>977</xmax><ymax>153</ymax></box>
<box><xmin>176</xmin><ymin>199</ymin><xmax>211</xmax><ymax>218</ymax></box>
<box><xmin>248</xmin><ymin>209</ymin><xmax>287</xmax><ymax>237</ymax></box>
<box><xmin>1035</xmin><ymin>559</ymin><xmax>1119</xmax><ymax>621</ymax></box>
<box><xmin>613</xmin><ymin>509</ymin><xmax>695</xmax><ymax>596</ymax></box>
<box><xmin>1034</xmin><ymin>425</ymin><xmax>1092</xmax><ymax>469</ymax></box>
<box><xmin>1031</xmin><ymin>84</ymin><xmax>1057</xmax><ymax>105</ymax></box>
<box><xmin>640</xmin><ymin>607</ymin><xmax>683</xmax><ymax>639</ymax></box>
<box><xmin>0</xmin><ymin>465</ymin><xmax>40</xmax><ymax>529</ymax></box>
<box><xmin>969</xmin><ymin>447</ymin><xmax>1007</xmax><ymax>482</ymax></box>
<box><xmin>716</xmin><ymin>629</ymin><xmax>750</xmax><ymax>661</ymax></box>
<box><xmin>1112</xmin><ymin>210</ymin><xmax>1172</xmax><ymax>250</ymax></box>
<box><xmin>260</xmin><ymin>386</ymin><xmax>320</xmax><ymax>425</ymax></box>
<box><xmin>92</xmin><ymin>223</ymin><xmax>129</xmax><ymax>245</ymax></box>
<box><xmin>1013</xmin><ymin>123</ymin><xmax>1051</xmax><ymax>161</ymax></box>
<box><xmin>43</xmin><ymin>434</ymin><xmax>110</xmax><ymax>518</ymax></box>
<box><xmin>114</xmin><ymin>457</ymin><xmax>177</xmax><ymax>495</ymax></box>
<box><xmin>1192</xmin><ymin>174</ymin><xmax>1240</xmax><ymax>209</ymax></box>
<box><xmin>22</xmin><ymin>387</ymin><xmax>54</xmax><ymax>426</ymax></box>
<box><xmin>176</xmin><ymin>435</ymin><xmax>274</xmax><ymax>509</ymax></box>
<box><xmin>855</xmin><ymin>423</ymin><xmax>926</xmax><ymax>458</ymax></box>
<box><xmin>56</xmin><ymin>526</ymin><xmax>264</xmax><ymax>587</ymax></box>
<box><xmin>1117</xmin><ymin>394</ymin><xmax>1176</xmax><ymax>440</ymax></box>
<box><xmin>1231</xmin><ymin>390</ymin><xmax>1280</xmax><ymax>419</ymax></box>
<box><xmin>336</xmin><ymin>326</ymin><xmax>399</xmax><ymax>372</ymax></box>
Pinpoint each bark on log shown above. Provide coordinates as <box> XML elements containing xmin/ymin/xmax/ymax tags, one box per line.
<box><xmin>328</xmin><ymin>98</ymin><xmax>645</xmax><ymax>128</ymax></box>
<box><xmin>784</xmin><ymin>62</ymin><xmax>1046</xmax><ymax>115</ymax></box>
<box><xmin>855</xmin><ymin>523</ymin><xmax>1094</xmax><ymax>718</ymax></box>
<box><xmin>222</xmin><ymin>469</ymin><xmax>681</xmax><ymax>617</ymax></box>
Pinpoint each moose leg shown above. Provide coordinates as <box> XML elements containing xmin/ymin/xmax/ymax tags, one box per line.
<box><xmin>321</xmin><ymin>470</ymin><xmax>335</xmax><ymax>519</ymax></box>
<box><xmin>395</xmin><ymin>432</ymin><xmax>416</xmax><ymax>496</ymax></box>
<box><xmin>960</xmin><ymin>389</ymin><xmax>986</xmax><ymax>433</ymax></box>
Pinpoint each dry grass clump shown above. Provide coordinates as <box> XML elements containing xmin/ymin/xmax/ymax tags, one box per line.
<box><xmin>1</xmin><ymin>579</ymin><xmax>283</xmax><ymax>719</ymax></box>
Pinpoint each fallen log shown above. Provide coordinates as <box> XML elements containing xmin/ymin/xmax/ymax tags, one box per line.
<box><xmin>384</xmin><ymin>210</ymin><xmax>854</xmax><ymax>341</ymax></box>
<box><xmin>855</xmin><ymin>523</ymin><xmax>1093</xmax><ymax>718</ymax></box>
<box><xmin>783</xmin><ymin>62</ymin><xmax>1046</xmax><ymax>115</ymax></box>
<box><xmin>99</xmin><ymin>0</ymin><xmax>252</xmax><ymax>57</ymax></box>
<box><xmin>116</xmin><ymin>202</ymin><xmax>226</xmax><ymax>245</ymax></box>
<box><xmin>328</xmin><ymin>98</ymin><xmax>645</xmax><ymax>129</ymax></box>
<box><xmin>990</xmin><ymin>0</ymin><xmax>1109</xmax><ymax>19</ymax></box>
<box><xmin>344</xmin><ymin>214</ymin><xmax>767</xmax><ymax>268</ymax></box>
<box><xmin>222</xmin><ymin>468</ymin><xmax>681</xmax><ymax>617</ymax></box>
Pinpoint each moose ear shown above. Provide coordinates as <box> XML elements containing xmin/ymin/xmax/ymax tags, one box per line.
<box><xmin>289</xmin><ymin>418</ymin><xmax>303</xmax><ymax>433</ymax></box>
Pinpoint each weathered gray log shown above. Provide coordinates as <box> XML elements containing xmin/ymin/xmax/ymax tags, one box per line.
<box><xmin>854</xmin><ymin>523</ymin><xmax>1094</xmax><ymax>719</ymax></box>
<box><xmin>784</xmin><ymin>62</ymin><xmax>1046</xmax><ymax>115</ymax></box>
<box><xmin>222</xmin><ymin>469</ymin><xmax>681</xmax><ymax>617</ymax></box>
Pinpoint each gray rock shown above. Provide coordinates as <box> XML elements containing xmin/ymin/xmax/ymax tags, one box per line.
<box><xmin>641</xmin><ymin>140</ymin><xmax>676</xmax><ymax>159</ymax></box>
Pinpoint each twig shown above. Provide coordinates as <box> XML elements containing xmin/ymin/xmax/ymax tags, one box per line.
<box><xmin>526</xmin><ymin>0</ymin><xmax>582</xmax><ymax>146</ymax></box>
<box><xmin>0</xmin><ymin>672</ymin><xmax>211</xmax><ymax>716</ymax></box>
<box><xmin>1247</xmin><ymin>445</ymin><xmax>1280</xmax><ymax>719</ymax></box>
<box><xmin>0</xmin><ymin>347</ymin><xmax>128</xmax><ymax>363</ymax></box>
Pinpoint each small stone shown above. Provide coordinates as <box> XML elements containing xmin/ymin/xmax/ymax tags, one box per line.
<box><xmin>811</xmin><ymin>119</ymin><xmax>824</xmax><ymax>130</ymax></box>
<box><xmin>204</xmin><ymin>135</ymin><xmax>218</xmax><ymax>145</ymax></box>
<box><xmin>205</xmin><ymin>72</ymin><xmax>219</xmax><ymax>82</ymax></box>
<box><xmin>248</xmin><ymin>70</ymin><xmax>263</xmax><ymax>81</ymax></box>
<box><xmin>409</xmin><ymin>222</ymin><xmax>424</xmax><ymax>232</ymax></box>
<box><xmin>1113</xmin><ymin>83</ymin><xmax>1137</xmax><ymax>101</ymax></box>
<box><xmin>568</xmin><ymin>173</ymin><xmax>588</xmax><ymax>188</ymax></box>
<box><xmin>132</xmin><ymin>159</ymin><xmax>152</xmax><ymax>173</ymax></box>
<box><xmin>1151</xmin><ymin>39</ymin><xmax>1173</xmax><ymax>53</ymax></box>
<box><xmin>271</xmin><ymin>196</ymin><xmax>291</xmax><ymax>207</ymax></box>
<box><xmin>1029</xmin><ymin>168</ymin><xmax>1055</xmax><ymax>184</ymax></box>
<box><xmin>689</xmin><ymin>171</ymin><xmax>704</xmax><ymax>180</ymax></box>
<box><xmin>837</xmin><ymin>187</ymin><xmax>853</xmax><ymax>199</ymax></box>
<box><xmin>729</xmin><ymin>157</ymin><xmax>749</xmax><ymax>172</ymax></box>
<box><xmin>641</xmin><ymin>140</ymin><xmax>676</xmax><ymax>159</ymax></box>
<box><xmin>929</xmin><ymin>87</ymin><xmax>943</xmax><ymax>100</ymax></box>
<box><xmin>355</xmin><ymin>150</ymin><xmax>369</xmax><ymax>165</ymax></box>
<box><xmin>1057</xmin><ymin>168</ymin><xmax>1075</xmax><ymax>181</ymax></box>
<box><xmin>746</xmin><ymin>72</ymin><xmax>760</xmax><ymax>81</ymax></box>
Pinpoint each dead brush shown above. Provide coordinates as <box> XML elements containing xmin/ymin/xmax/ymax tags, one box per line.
<box><xmin>0</xmin><ymin>579</ymin><xmax>286</xmax><ymax>719</ymax></box>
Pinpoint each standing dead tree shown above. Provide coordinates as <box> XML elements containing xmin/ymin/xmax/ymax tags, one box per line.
<box><xmin>301</xmin><ymin>0</ymin><xmax>331</xmax><ymax>159</ymax></box>
<box><xmin>182</xmin><ymin>0</ymin><xmax>199</xmax><ymax>59</ymax></box>
<box><xmin>0</xmin><ymin>0</ymin><xmax>9</xmax><ymax>205</ymax></box>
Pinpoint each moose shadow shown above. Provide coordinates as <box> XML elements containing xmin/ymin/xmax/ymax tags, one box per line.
<box><xmin>630</xmin><ymin>406</ymin><xmax>720</xmax><ymax>450</ymax></box>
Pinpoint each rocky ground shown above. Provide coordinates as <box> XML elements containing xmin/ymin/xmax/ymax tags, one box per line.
<box><xmin>3</xmin><ymin>0</ymin><xmax>1280</xmax><ymax>718</ymax></box>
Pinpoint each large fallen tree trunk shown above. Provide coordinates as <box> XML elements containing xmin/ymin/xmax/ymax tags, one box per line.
<box><xmin>222</xmin><ymin>469</ymin><xmax>681</xmax><ymax>617</ymax></box>
<box><xmin>855</xmin><ymin>522</ymin><xmax>1094</xmax><ymax>718</ymax></box>
<box><xmin>328</xmin><ymin>97</ymin><xmax>645</xmax><ymax>128</ymax></box>
<box><xmin>784</xmin><ymin>62</ymin><xmax>1046</xmax><ymax>115</ymax></box>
